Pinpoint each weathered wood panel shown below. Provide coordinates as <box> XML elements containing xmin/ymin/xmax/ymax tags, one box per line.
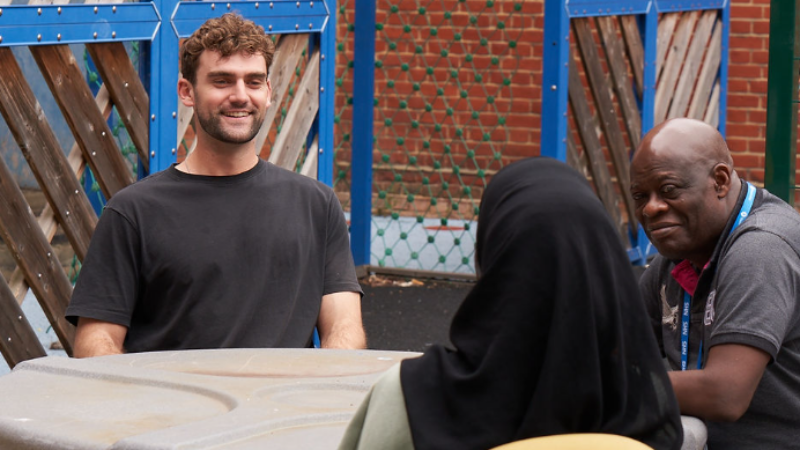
<box><xmin>0</xmin><ymin>157</ymin><xmax>75</xmax><ymax>355</ymax></box>
<box><xmin>30</xmin><ymin>45</ymin><xmax>134</xmax><ymax>198</ymax></box>
<box><xmin>668</xmin><ymin>10</ymin><xmax>717</xmax><ymax>119</ymax></box>
<box><xmin>9</xmin><ymin>88</ymin><xmax>111</xmax><ymax>305</ymax></box>
<box><xmin>620</xmin><ymin>15</ymin><xmax>645</xmax><ymax>98</ymax></box>
<box><xmin>656</xmin><ymin>13</ymin><xmax>680</xmax><ymax>82</ymax></box>
<box><xmin>0</xmin><ymin>274</ymin><xmax>47</xmax><ymax>368</ymax></box>
<box><xmin>597</xmin><ymin>15</ymin><xmax>642</xmax><ymax>149</ymax></box>
<box><xmin>268</xmin><ymin>49</ymin><xmax>321</xmax><ymax>170</ymax></box>
<box><xmin>655</xmin><ymin>11</ymin><xmax>700</xmax><ymax>124</ymax></box>
<box><xmin>568</xmin><ymin>55</ymin><xmax>624</xmax><ymax>238</ymax></box>
<box><xmin>300</xmin><ymin>136</ymin><xmax>319</xmax><ymax>178</ymax></box>
<box><xmin>86</xmin><ymin>43</ymin><xmax>150</xmax><ymax>172</ymax></box>
<box><xmin>0</xmin><ymin>48</ymin><xmax>98</xmax><ymax>263</ymax></box>
<box><xmin>255</xmin><ymin>34</ymin><xmax>309</xmax><ymax>153</ymax></box>
<box><xmin>705</xmin><ymin>82</ymin><xmax>721</xmax><ymax>128</ymax></box>
<box><xmin>688</xmin><ymin>21</ymin><xmax>722</xmax><ymax>120</ymax></box>
<box><xmin>573</xmin><ymin>18</ymin><xmax>637</xmax><ymax>230</ymax></box>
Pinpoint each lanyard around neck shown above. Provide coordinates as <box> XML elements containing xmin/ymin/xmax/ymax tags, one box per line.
<box><xmin>680</xmin><ymin>182</ymin><xmax>756</xmax><ymax>371</ymax></box>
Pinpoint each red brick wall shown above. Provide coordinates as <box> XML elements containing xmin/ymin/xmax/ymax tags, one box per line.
<box><xmin>334</xmin><ymin>0</ymin><xmax>786</xmax><ymax>211</ymax></box>
<box><xmin>727</xmin><ymin>0</ymin><xmax>771</xmax><ymax>184</ymax></box>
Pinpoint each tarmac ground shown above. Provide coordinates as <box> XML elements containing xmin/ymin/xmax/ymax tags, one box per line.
<box><xmin>360</xmin><ymin>274</ymin><xmax>473</xmax><ymax>352</ymax></box>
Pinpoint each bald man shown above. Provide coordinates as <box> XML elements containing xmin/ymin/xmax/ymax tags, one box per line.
<box><xmin>631</xmin><ymin>118</ymin><xmax>800</xmax><ymax>449</ymax></box>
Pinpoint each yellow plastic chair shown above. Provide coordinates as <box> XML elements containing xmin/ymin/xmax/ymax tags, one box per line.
<box><xmin>491</xmin><ymin>434</ymin><xmax>654</xmax><ymax>450</ymax></box>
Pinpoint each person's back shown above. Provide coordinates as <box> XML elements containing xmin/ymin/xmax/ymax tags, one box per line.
<box><xmin>340</xmin><ymin>157</ymin><xmax>683</xmax><ymax>450</ymax></box>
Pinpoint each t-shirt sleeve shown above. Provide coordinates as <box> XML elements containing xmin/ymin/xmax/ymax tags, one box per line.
<box><xmin>709</xmin><ymin>230</ymin><xmax>800</xmax><ymax>359</ymax></box>
<box><xmin>322</xmin><ymin>193</ymin><xmax>363</xmax><ymax>297</ymax></box>
<box><xmin>65</xmin><ymin>207</ymin><xmax>141</xmax><ymax>327</ymax></box>
<box><xmin>639</xmin><ymin>260</ymin><xmax>666</xmax><ymax>355</ymax></box>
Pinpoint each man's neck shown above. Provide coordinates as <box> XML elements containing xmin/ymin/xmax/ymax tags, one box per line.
<box><xmin>183</xmin><ymin>140</ymin><xmax>260</xmax><ymax>176</ymax></box>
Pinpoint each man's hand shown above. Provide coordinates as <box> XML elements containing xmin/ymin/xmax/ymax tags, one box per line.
<box><xmin>669</xmin><ymin>343</ymin><xmax>769</xmax><ymax>422</ymax></box>
<box><xmin>317</xmin><ymin>291</ymin><xmax>366</xmax><ymax>349</ymax></box>
<box><xmin>73</xmin><ymin>318</ymin><xmax>127</xmax><ymax>358</ymax></box>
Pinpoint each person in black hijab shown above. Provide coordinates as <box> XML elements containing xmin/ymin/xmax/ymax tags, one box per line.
<box><xmin>339</xmin><ymin>157</ymin><xmax>683</xmax><ymax>450</ymax></box>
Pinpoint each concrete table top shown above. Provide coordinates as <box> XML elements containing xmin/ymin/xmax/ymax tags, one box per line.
<box><xmin>0</xmin><ymin>348</ymin><xmax>419</xmax><ymax>450</ymax></box>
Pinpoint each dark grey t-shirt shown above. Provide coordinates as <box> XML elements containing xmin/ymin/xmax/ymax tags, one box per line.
<box><xmin>640</xmin><ymin>188</ymin><xmax>800</xmax><ymax>449</ymax></box>
<box><xmin>66</xmin><ymin>160</ymin><xmax>362</xmax><ymax>352</ymax></box>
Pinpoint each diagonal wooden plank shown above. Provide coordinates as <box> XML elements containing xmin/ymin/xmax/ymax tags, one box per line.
<box><xmin>300</xmin><ymin>136</ymin><xmax>319</xmax><ymax>179</ymax></box>
<box><xmin>86</xmin><ymin>43</ymin><xmax>150</xmax><ymax>173</ymax></box>
<box><xmin>688</xmin><ymin>20</ymin><xmax>722</xmax><ymax>120</ymax></box>
<box><xmin>268</xmin><ymin>49</ymin><xmax>321</xmax><ymax>170</ymax></box>
<box><xmin>597</xmin><ymin>15</ymin><xmax>642</xmax><ymax>149</ymax></box>
<box><xmin>620</xmin><ymin>15</ymin><xmax>645</xmax><ymax>99</ymax></box>
<box><xmin>573</xmin><ymin>18</ymin><xmax>637</xmax><ymax>231</ymax></box>
<box><xmin>9</xmin><ymin>88</ymin><xmax>111</xmax><ymax>305</ymax></box>
<box><xmin>30</xmin><ymin>45</ymin><xmax>134</xmax><ymax>198</ymax></box>
<box><xmin>704</xmin><ymin>82</ymin><xmax>721</xmax><ymax>128</ymax></box>
<box><xmin>255</xmin><ymin>34</ymin><xmax>308</xmax><ymax>153</ymax></box>
<box><xmin>655</xmin><ymin>11</ymin><xmax>701</xmax><ymax>125</ymax></box>
<box><xmin>566</xmin><ymin>126</ymin><xmax>583</xmax><ymax>174</ymax></box>
<box><xmin>668</xmin><ymin>10</ymin><xmax>718</xmax><ymax>119</ymax></box>
<box><xmin>0</xmin><ymin>48</ymin><xmax>98</xmax><ymax>263</ymax></box>
<box><xmin>0</xmin><ymin>273</ymin><xmax>47</xmax><ymax>369</ymax></box>
<box><xmin>656</xmin><ymin>13</ymin><xmax>680</xmax><ymax>84</ymax></box>
<box><xmin>0</xmin><ymin>156</ymin><xmax>75</xmax><ymax>356</ymax></box>
<box><xmin>568</xmin><ymin>55</ymin><xmax>624</xmax><ymax>241</ymax></box>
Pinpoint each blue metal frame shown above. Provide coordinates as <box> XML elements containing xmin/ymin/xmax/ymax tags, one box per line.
<box><xmin>540</xmin><ymin>0</ymin><xmax>570</xmax><ymax>161</ymax></box>
<box><xmin>349</xmin><ymin>0</ymin><xmax>375</xmax><ymax>266</ymax></box>
<box><xmin>0</xmin><ymin>4</ymin><xmax>160</xmax><ymax>47</ymax></box>
<box><xmin>541</xmin><ymin>0</ymin><xmax>729</xmax><ymax>264</ymax></box>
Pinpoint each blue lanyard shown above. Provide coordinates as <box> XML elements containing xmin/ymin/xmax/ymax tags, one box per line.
<box><xmin>680</xmin><ymin>182</ymin><xmax>756</xmax><ymax>371</ymax></box>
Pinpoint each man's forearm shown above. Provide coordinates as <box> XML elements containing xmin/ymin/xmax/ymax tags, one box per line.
<box><xmin>73</xmin><ymin>318</ymin><xmax>127</xmax><ymax>358</ymax></box>
<box><xmin>668</xmin><ymin>344</ymin><xmax>768</xmax><ymax>422</ymax></box>
<box><xmin>320</xmin><ymin>319</ymin><xmax>367</xmax><ymax>349</ymax></box>
<box><xmin>74</xmin><ymin>336</ymin><xmax>124</xmax><ymax>358</ymax></box>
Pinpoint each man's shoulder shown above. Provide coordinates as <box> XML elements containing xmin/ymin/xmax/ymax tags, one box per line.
<box><xmin>104</xmin><ymin>169</ymin><xmax>175</xmax><ymax>209</ymax></box>
<box><xmin>263</xmin><ymin>162</ymin><xmax>336</xmax><ymax>198</ymax></box>
<box><xmin>735</xmin><ymin>189</ymin><xmax>800</xmax><ymax>251</ymax></box>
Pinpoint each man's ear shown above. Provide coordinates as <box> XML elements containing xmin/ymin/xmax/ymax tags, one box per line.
<box><xmin>177</xmin><ymin>77</ymin><xmax>195</xmax><ymax>107</ymax></box>
<box><xmin>712</xmin><ymin>163</ymin><xmax>733</xmax><ymax>198</ymax></box>
<box><xmin>265</xmin><ymin>79</ymin><xmax>273</xmax><ymax>109</ymax></box>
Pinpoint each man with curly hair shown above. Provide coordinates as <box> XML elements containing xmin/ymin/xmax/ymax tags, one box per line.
<box><xmin>66</xmin><ymin>13</ymin><xmax>366</xmax><ymax>356</ymax></box>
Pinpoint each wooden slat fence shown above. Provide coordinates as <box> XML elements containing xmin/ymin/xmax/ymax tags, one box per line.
<box><xmin>0</xmin><ymin>8</ymin><xmax>319</xmax><ymax>368</ymax></box>
<box><xmin>566</xmin><ymin>11</ymin><xmax>724</xmax><ymax>249</ymax></box>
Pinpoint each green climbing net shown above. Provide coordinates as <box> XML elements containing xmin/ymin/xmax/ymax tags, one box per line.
<box><xmin>335</xmin><ymin>0</ymin><xmax>529</xmax><ymax>274</ymax></box>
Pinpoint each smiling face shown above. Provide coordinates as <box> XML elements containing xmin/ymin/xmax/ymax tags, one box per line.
<box><xmin>179</xmin><ymin>50</ymin><xmax>271</xmax><ymax>149</ymax></box>
<box><xmin>630</xmin><ymin>119</ymin><xmax>737</xmax><ymax>267</ymax></box>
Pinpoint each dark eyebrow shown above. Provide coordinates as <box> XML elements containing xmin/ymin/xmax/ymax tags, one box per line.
<box><xmin>206</xmin><ymin>71</ymin><xmax>267</xmax><ymax>79</ymax></box>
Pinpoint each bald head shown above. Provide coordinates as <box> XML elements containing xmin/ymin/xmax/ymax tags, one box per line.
<box><xmin>630</xmin><ymin>118</ymin><xmax>742</xmax><ymax>266</ymax></box>
<box><xmin>636</xmin><ymin>118</ymin><xmax>732</xmax><ymax>169</ymax></box>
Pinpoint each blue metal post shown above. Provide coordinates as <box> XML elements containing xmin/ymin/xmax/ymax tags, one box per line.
<box><xmin>350</xmin><ymin>0</ymin><xmax>375</xmax><ymax>266</ymax></box>
<box><xmin>149</xmin><ymin>0</ymin><xmax>180</xmax><ymax>173</ymax></box>
<box><xmin>641</xmin><ymin>6</ymin><xmax>658</xmax><ymax>136</ymax></box>
<box><xmin>318</xmin><ymin>2</ymin><xmax>335</xmax><ymax>186</ymax></box>
<box><xmin>540</xmin><ymin>0</ymin><xmax>569</xmax><ymax>161</ymax></box>
<box><xmin>631</xmin><ymin>5</ymin><xmax>659</xmax><ymax>264</ymax></box>
<box><xmin>718</xmin><ymin>3</ymin><xmax>730</xmax><ymax>137</ymax></box>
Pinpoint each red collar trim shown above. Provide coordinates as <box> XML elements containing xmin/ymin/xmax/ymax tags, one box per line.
<box><xmin>670</xmin><ymin>260</ymin><xmax>705</xmax><ymax>296</ymax></box>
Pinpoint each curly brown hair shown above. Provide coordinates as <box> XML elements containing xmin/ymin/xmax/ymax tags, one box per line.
<box><xmin>180</xmin><ymin>13</ymin><xmax>275</xmax><ymax>85</ymax></box>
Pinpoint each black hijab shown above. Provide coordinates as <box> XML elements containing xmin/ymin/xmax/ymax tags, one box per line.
<box><xmin>400</xmin><ymin>158</ymin><xmax>682</xmax><ymax>450</ymax></box>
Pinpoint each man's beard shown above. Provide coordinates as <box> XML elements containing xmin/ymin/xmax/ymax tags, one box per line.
<box><xmin>195</xmin><ymin>108</ymin><xmax>264</xmax><ymax>144</ymax></box>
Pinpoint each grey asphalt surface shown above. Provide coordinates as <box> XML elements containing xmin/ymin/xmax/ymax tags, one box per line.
<box><xmin>360</xmin><ymin>277</ymin><xmax>474</xmax><ymax>352</ymax></box>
